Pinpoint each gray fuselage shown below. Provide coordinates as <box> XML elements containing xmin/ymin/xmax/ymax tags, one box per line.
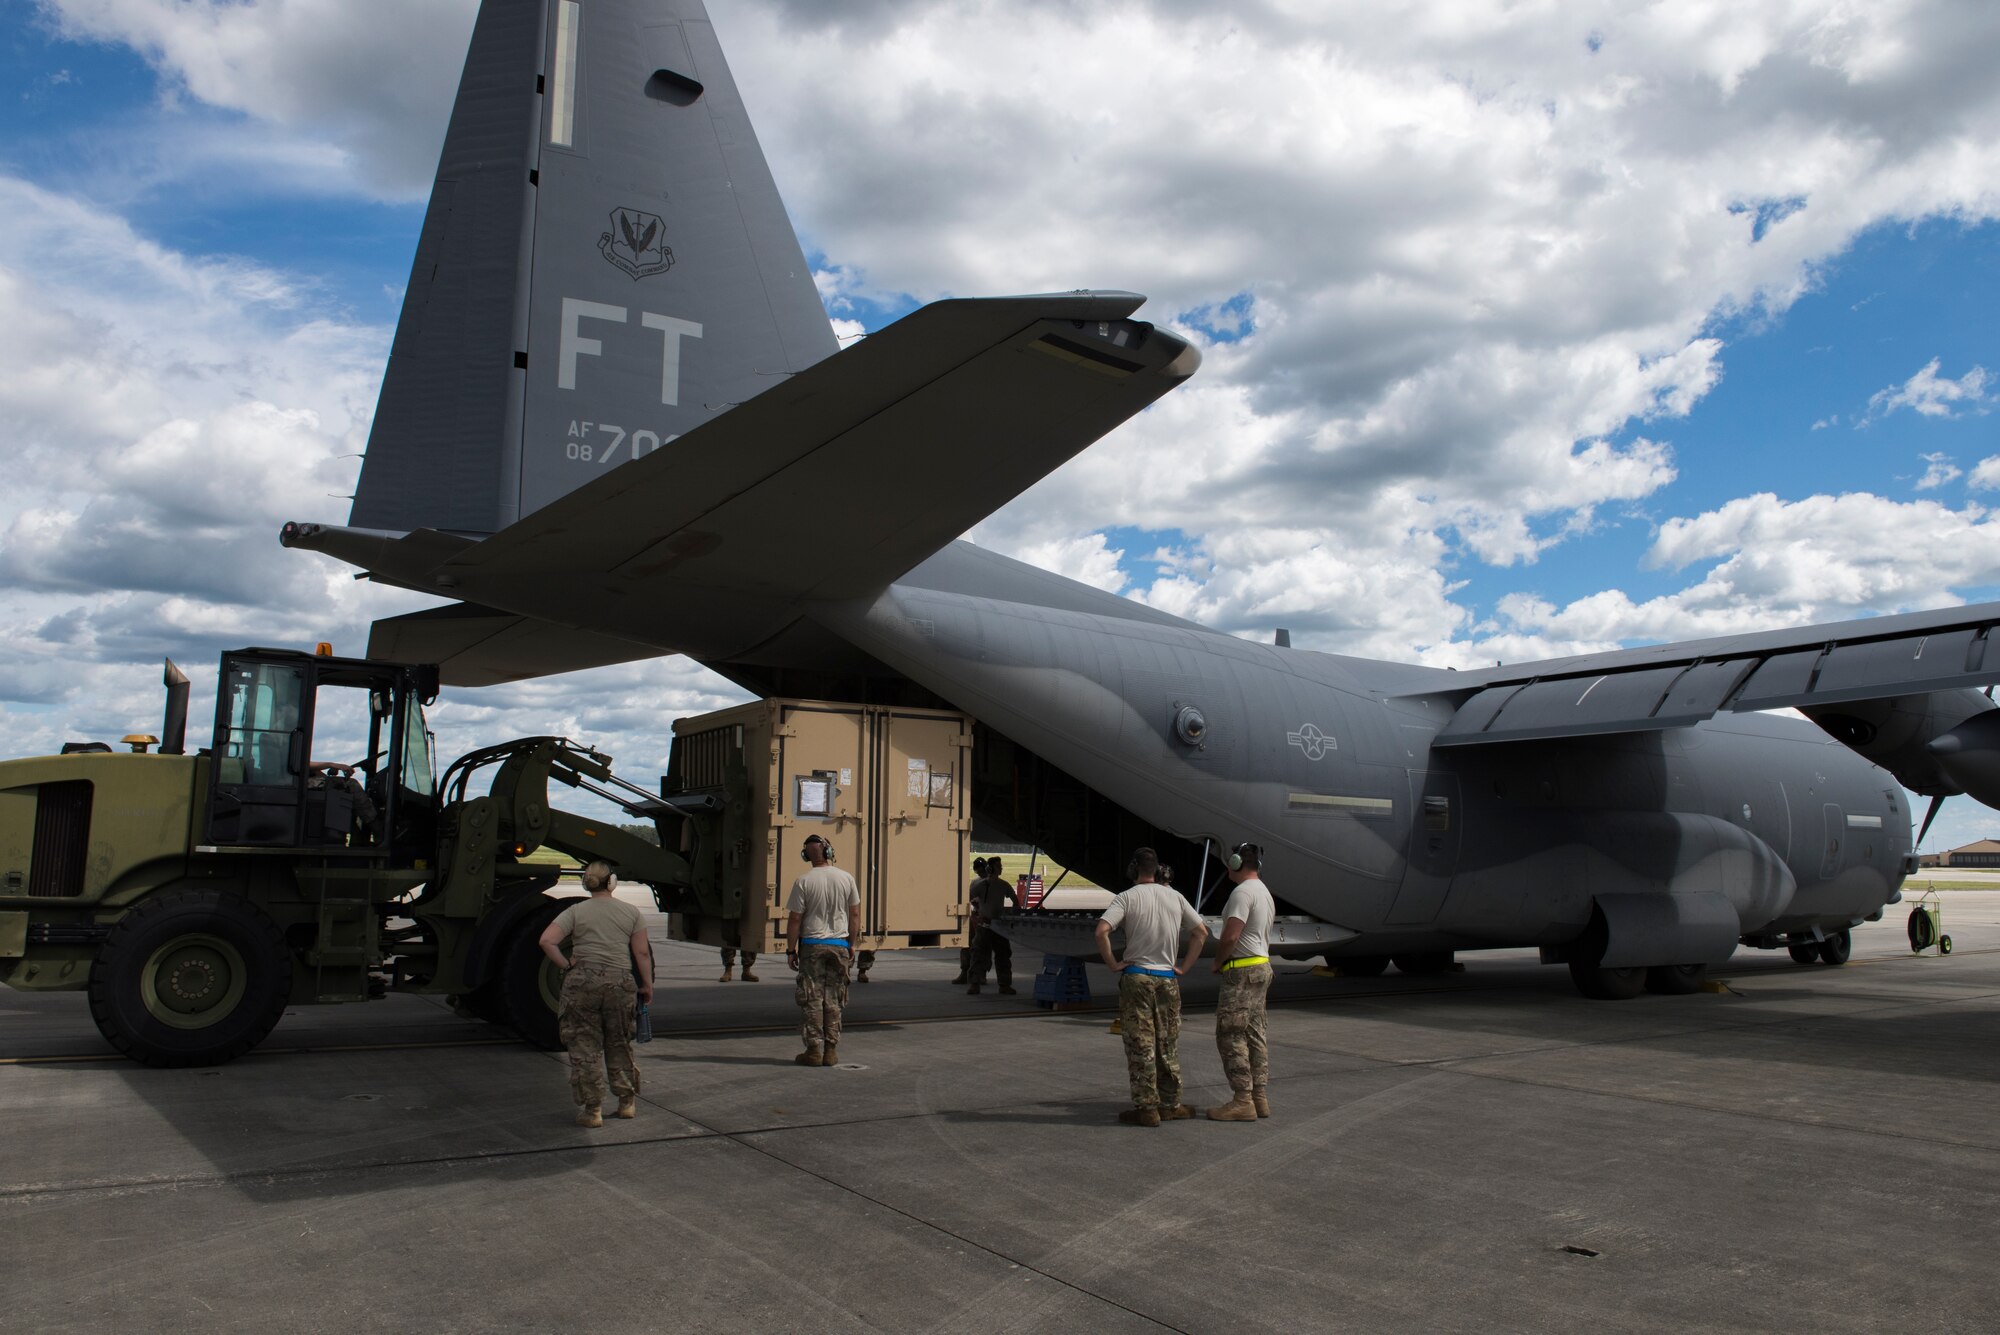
<box><xmin>830</xmin><ymin>550</ymin><xmax>1907</xmax><ymax>958</ymax></box>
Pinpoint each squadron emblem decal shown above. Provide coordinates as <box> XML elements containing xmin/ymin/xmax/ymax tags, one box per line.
<box><xmin>599</xmin><ymin>207</ymin><xmax>675</xmax><ymax>280</ymax></box>
<box><xmin>1286</xmin><ymin>723</ymin><xmax>1338</xmax><ymax>760</ymax></box>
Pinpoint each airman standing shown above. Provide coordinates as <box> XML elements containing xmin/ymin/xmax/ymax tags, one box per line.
<box><xmin>1209</xmin><ymin>842</ymin><xmax>1276</xmax><ymax>1121</ymax></box>
<box><xmin>966</xmin><ymin>859</ymin><xmax>1019</xmax><ymax>996</ymax></box>
<box><xmin>717</xmin><ymin>916</ymin><xmax>759</xmax><ymax>983</ymax></box>
<box><xmin>786</xmin><ymin>833</ymin><xmax>860</xmax><ymax>1067</ymax></box>
<box><xmin>1095</xmin><ymin>846</ymin><xmax>1207</xmax><ymax>1126</ymax></box>
<box><xmin>538</xmin><ymin>860</ymin><xmax>653</xmax><ymax>1127</ymax></box>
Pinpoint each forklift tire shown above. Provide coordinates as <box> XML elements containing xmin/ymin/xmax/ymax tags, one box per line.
<box><xmin>88</xmin><ymin>888</ymin><xmax>292</xmax><ymax>1068</ymax></box>
<box><xmin>498</xmin><ymin>898</ymin><xmax>568</xmax><ymax>1051</ymax></box>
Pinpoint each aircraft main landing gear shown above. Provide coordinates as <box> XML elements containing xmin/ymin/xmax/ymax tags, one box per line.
<box><xmin>1786</xmin><ymin>929</ymin><xmax>1852</xmax><ymax>966</ymax></box>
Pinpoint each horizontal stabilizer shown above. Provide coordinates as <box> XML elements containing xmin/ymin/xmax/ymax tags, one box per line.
<box><xmin>367</xmin><ymin>602</ymin><xmax>658</xmax><ymax>687</ymax></box>
<box><xmin>291</xmin><ymin>291</ymin><xmax>1198</xmax><ymax>670</ymax></box>
<box><xmin>1433</xmin><ymin>601</ymin><xmax>2000</xmax><ymax>746</ymax></box>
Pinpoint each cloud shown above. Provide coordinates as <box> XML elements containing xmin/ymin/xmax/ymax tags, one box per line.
<box><xmin>36</xmin><ymin>0</ymin><xmax>478</xmax><ymax>200</ymax></box>
<box><xmin>1484</xmin><ymin>491</ymin><xmax>2000</xmax><ymax>651</ymax></box>
<box><xmin>1867</xmin><ymin>357</ymin><xmax>1992</xmax><ymax>421</ymax></box>
<box><xmin>1915</xmin><ymin>452</ymin><xmax>1963</xmax><ymax>489</ymax></box>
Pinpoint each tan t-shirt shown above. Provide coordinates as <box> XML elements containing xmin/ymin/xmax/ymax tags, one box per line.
<box><xmin>1100</xmin><ymin>882</ymin><xmax>1202</xmax><ymax>970</ymax></box>
<box><xmin>553</xmin><ymin>895</ymin><xmax>643</xmax><ymax>971</ymax></box>
<box><xmin>788</xmin><ymin>865</ymin><xmax>861</xmax><ymax>940</ymax></box>
<box><xmin>1219</xmin><ymin>877</ymin><xmax>1277</xmax><ymax>961</ymax></box>
<box><xmin>971</xmin><ymin>874</ymin><xmax>1017</xmax><ymax>923</ymax></box>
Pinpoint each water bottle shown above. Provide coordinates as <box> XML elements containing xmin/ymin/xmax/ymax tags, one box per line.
<box><xmin>634</xmin><ymin>1000</ymin><xmax>653</xmax><ymax>1043</ymax></box>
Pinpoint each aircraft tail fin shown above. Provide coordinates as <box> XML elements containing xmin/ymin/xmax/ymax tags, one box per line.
<box><xmin>350</xmin><ymin>0</ymin><xmax>837</xmax><ymax>537</ymax></box>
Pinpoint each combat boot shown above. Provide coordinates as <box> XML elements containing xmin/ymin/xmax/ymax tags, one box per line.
<box><xmin>741</xmin><ymin>966</ymin><xmax>759</xmax><ymax>982</ymax></box>
<box><xmin>1161</xmin><ymin>1103</ymin><xmax>1198</xmax><ymax>1120</ymax></box>
<box><xmin>966</xmin><ymin>983</ymin><xmax>981</xmax><ymax>995</ymax></box>
<box><xmin>718</xmin><ymin>965</ymin><xmax>734</xmax><ymax>982</ymax></box>
<box><xmin>794</xmin><ymin>1048</ymin><xmax>823</xmax><ymax>1067</ymax></box>
<box><xmin>1253</xmin><ymin>1089</ymin><xmax>1271</xmax><ymax>1118</ymax></box>
<box><xmin>576</xmin><ymin>1105</ymin><xmax>603</xmax><ymax>1128</ymax></box>
<box><xmin>615</xmin><ymin>1096</ymin><xmax>638</xmax><ymax>1119</ymax></box>
<box><xmin>998</xmin><ymin>984</ymin><xmax>1017</xmax><ymax>996</ymax></box>
<box><xmin>823</xmin><ymin>1045</ymin><xmax>838</xmax><ymax>1065</ymax></box>
<box><xmin>1117</xmin><ymin>1107</ymin><xmax>1162</xmax><ymax>1127</ymax></box>
<box><xmin>1207</xmin><ymin>1093</ymin><xmax>1258</xmax><ymax>1121</ymax></box>
<box><xmin>950</xmin><ymin>971</ymin><xmax>969</xmax><ymax>985</ymax></box>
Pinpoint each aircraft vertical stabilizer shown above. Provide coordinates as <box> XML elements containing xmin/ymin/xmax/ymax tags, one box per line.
<box><xmin>350</xmin><ymin>0</ymin><xmax>837</xmax><ymax>537</ymax></box>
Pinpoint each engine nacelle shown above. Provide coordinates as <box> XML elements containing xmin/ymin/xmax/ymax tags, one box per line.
<box><xmin>1927</xmin><ymin>708</ymin><xmax>2000</xmax><ymax>809</ymax></box>
<box><xmin>1803</xmin><ymin>689</ymin><xmax>1996</xmax><ymax>797</ymax></box>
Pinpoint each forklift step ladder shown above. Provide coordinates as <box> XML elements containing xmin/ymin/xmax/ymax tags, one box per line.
<box><xmin>1907</xmin><ymin>889</ymin><xmax>1953</xmax><ymax>956</ymax></box>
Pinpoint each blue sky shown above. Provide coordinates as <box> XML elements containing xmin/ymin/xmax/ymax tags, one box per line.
<box><xmin>3</xmin><ymin>0</ymin><xmax>1999</xmax><ymax>850</ymax></box>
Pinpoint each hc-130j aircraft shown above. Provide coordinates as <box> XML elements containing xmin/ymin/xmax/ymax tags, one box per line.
<box><xmin>285</xmin><ymin>0</ymin><xmax>2000</xmax><ymax>998</ymax></box>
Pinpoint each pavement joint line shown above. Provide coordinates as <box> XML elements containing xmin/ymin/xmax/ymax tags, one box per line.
<box><xmin>4</xmin><ymin>944</ymin><xmax>1991</xmax><ymax>1067</ymax></box>
<box><xmin>704</xmin><ymin>1120</ymin><xmax>1192</xmax><ymax>1334</ymax></box>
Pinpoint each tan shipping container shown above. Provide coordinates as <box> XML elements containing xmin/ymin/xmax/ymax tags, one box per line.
<box><xmin>665</xmin><ymin>699</ymin><xmax>972</xmax><ymax>955</ymax></box>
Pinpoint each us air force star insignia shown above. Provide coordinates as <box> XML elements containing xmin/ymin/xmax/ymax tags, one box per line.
<box><xmin>599</xmin><ymin>207</ymin><xmax>675</xmax><ymax>280</ymax></box>
<box><xmin>1287</xmin><ymin>724</ymin><xmax>1337</xmax><ymax>760</ymax></box>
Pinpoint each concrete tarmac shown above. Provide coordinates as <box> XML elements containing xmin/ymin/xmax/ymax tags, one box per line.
<box><xmin>5</xmin><ymin>895</ymin><xmax>1999</xmax><ymax>1333</ymax></box>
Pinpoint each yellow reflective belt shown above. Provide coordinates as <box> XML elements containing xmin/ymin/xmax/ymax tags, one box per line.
<box><xmin>1222</xmin><ymin>956</ymin><xmax>1268</xmax><ymax>970</ymax></box>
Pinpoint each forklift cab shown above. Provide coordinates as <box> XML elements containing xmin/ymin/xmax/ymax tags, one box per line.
<box><xmin>204</xmin><ymin>648</ymin><xmax>440</xmax><ymax>858</ymax></box>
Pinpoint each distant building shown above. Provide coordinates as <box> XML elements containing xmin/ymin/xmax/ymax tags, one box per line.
<box><xmin>1920</xmin><ymin>838</ymin><xmax>2000</xmax><ymax>868</ymax></box>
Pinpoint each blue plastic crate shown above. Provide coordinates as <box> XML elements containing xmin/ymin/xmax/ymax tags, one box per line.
<box><xmin>1033</xmin><ymin>953</ymin><xmax>1092</xmax><ymax>1008</ymax></box>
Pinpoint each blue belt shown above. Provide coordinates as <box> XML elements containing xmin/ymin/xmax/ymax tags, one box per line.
<box><xmin>801</xmin><ymin>937</ymin><xmax>848</xmax><ymax>948</ymax></box>
<box><xmin>1123</xmin><ymin>965</ymin><xmax>1176</xmax><ymax>977</ymax></box>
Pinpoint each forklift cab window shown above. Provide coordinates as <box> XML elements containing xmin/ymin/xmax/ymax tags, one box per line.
<box><xmin>218</xmin><ymin>663</ymin><xmax>304</xmax><ymax>788</ymax></box>
<box><xmin>401</xmin><ymin>699</ymin><xmax>435</xmax><ymax>798</ymax></box>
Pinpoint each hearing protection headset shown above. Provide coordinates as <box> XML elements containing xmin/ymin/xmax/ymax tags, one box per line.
<box><xmin>801</xmin><ymin>834</ymin><xmax>835</xmax><ymax>863</ymax></box>
<box><xmin>1225</xmin><ymin>842</ymin><xmax>1262</xmax><ymax>872</ymax></box>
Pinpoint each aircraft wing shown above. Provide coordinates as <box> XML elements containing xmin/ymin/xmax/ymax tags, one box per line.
<box><xmin>1429</xmin><ymin>600</ymin><xmax>2000</xmax><ymax>747</ymax></box>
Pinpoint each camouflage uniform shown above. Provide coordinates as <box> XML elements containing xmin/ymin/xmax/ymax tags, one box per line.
<box><xmin>719</xmin><ymin>916</ymin><xmax>757</xmax><ymax>974</ymax></box>
<box><xmin>1214</xmin><ymin>962</ymin><xmax>1272</xmax><ymax>1094</ymax></box>
<box><xmin>558</xmin><ymin>962</ymin><xmax>640</xmax><ymax>1109</ymax></box>
<box><xmin>1117</xmin><ymin>973</ymin><xmax>1184</xmax><ymax>1110</ymax></box>
<box><xmin>795</xmin><ymin>945</ymin><xmax>850</xmax><ymax>1055</ymax></box>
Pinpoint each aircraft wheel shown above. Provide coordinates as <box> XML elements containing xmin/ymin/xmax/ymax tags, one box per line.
<box><xmin>1569</xmin><ymin>960</ymin><xmax>1647</xmax><ymax>1000</ymax></box>
<box><xmin>88</xmin><ymin>888</ymin><xmax>293</xmax><ymax>1068</ymax></box>
<box><xmin>1328</xmin><ymin>955</ymin><xmax>1390</xmax><ymax>977</ymax></box>
<box><xmin>498</xmin><ymin>898</ymin><xmax>568</xmax><ymax>1051</ymax></box>
<box><xmin>1817</xmin><ymin>929</ymin><xmax>1852</xmax><ymax>967</ymax></box>
<box><xmin>1644</xmin><ymin>963</ymin><xmax>1707</xmax><ymax>995</ymax></box>
<box><xmin>1390</xmin><ymin>952</ymin><xmax>1454</xmax><ymax>975</ymax></box>
<box><xmin>1787</xmin><ymin>943</ymin><xmax>1820</xmax><ymax>965</ymax></box>
<box><xmin>1941</xmin><ymin>934</ymin><xmax>1953</xmax><ymax>955</ymax></box>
